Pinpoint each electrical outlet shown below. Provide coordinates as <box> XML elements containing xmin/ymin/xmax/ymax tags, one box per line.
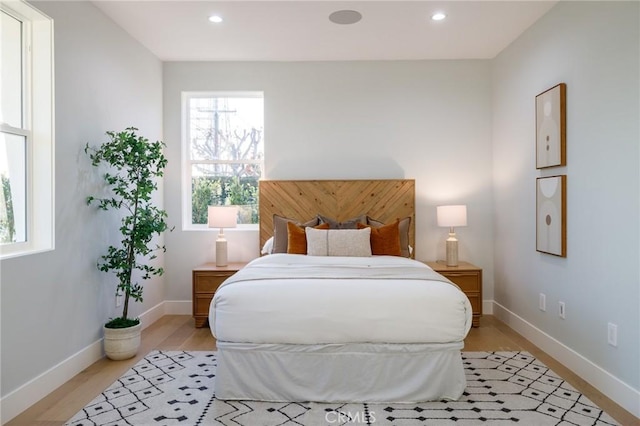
<box><xmin>608</xmin><ymin>323</ymin><xmax>618</xmax><ymax>347</ymax></box>
<box><xmin>116</xmin><ymin>292</ymin><xmax>123</xmax><ymax>307</ymax></box>
<box><xmin>558</xmin><ymin>301</ymin><xmax>565</xmax><ymax>319</ymax></box>
<box><xmin>539</xmin><ymin>293</ymin><xmax>546</xmax><ymax>312</ymax></box>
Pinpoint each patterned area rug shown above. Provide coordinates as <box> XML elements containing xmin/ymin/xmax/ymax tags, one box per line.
<box><xmin>66</xmin><ymin>351</ymin><xmax>619</xmax><ymax>425</ymax></box>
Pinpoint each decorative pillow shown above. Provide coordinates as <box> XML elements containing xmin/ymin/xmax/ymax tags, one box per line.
<box><xmin>305</xmin><ymin>227</ymin><xmax>372</xmax><ymax>257</ymax></box>
<box><xmin>357</xmin><ymin>220</ymin><xmax>401</xmax><ymax>256</ymax></box>
<box><xmin>287</xmin><ymin>222</ymin><xmax>330</xmax><ymax>254</ymax></box>
<box><xmin>367</xmin><ymin>215</ymin><xmax>411</xmax><ymax>257</ymax></box>
<box><xmin>317</xmin><ymin>214</ymin><xmax>367</xmax><ymax>229</ymax></box>
<box><xmin>261</xmin><ymin>236</ymin><xmax>274</xmax><ymax>255</ymax></box>
<box><xmin>272</xmin><ymin>214</ymin><xmax>320</xmax><ymax>254</ymax></box>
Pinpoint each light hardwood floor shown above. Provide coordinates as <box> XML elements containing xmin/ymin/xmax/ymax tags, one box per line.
<box><xmin>7</xmin><ymin>315</ymin><xmax>638</xmax><ymax>425</ymax></box>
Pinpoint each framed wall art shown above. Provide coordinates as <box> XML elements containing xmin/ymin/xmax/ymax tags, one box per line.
<box><xmin>536</xmin><ymin>83</ymin><xmax>566</xmax><ymax>169</ymax></box>
<box><xmin>536</xmin><ymin>175</ymin><xmax>566</xmax><ymax>257</ymax></box>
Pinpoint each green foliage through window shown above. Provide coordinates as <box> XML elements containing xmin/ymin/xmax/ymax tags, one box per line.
<box><xmin>0</xmin><ymin>175</ymin><xmax>15</xmax><ymax>243</ymax></box>
<box><xmin>192</xmin><ymin>176</ymin><xmax>258</xmax><ymax>225</ymax></box>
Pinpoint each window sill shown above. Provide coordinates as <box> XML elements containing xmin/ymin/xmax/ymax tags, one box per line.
<box><xmin>182</xmin><ymin>224</ymin><xmax>259</xmax><ymax>232</ymax></box>
<box><xmin>0</xmin><ymin>245</ymin><xmax>54</xmax><ymax>260</ymax></box>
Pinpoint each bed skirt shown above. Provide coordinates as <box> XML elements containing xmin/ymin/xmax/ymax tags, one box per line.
<box><xmin>215</xmin><ymin>341</ymin><xmax>466</xmax><ymax>403</ymax></box>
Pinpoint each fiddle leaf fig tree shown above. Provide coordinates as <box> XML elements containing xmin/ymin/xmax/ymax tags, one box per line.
<box><xmin>85</xmin><ymin>127</ymin><xmax>169</xmax><ymax>329</ymax></box>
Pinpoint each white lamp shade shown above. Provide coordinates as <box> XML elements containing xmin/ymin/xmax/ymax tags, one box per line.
<box><xmin>437</xmin><ymin>205</ymin><xmax>467</xmax><ymax>227</ymax></box>
<box><xmin>208</xmin><ymin>206</ymin><xmax>238</xmax><ymax>229</ymax></box>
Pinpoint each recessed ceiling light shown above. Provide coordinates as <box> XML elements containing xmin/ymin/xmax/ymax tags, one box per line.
<box><xmin>329</xmin><ymin>10</ymin><xmax>362</xmax><ymax>25</ymax></box>
<box><xmin>431</xmin><ymin>12</ymin><xmax>446</xmax><ymax>21</ymax></box>
<box><xmin>208</xmin><ymin>15</ymin><xmax>223</xmax><ymax>23</ymax></box>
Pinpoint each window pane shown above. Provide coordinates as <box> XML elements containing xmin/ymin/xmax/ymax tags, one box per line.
<box><xmin>191</xmin><ymin>163</ymin><xmax>260</xmax><ymax>225</ymax></box>
<box><xmin>0</xmin><ymin>132</ymin><xmax>26</xmax><ymax>244</ymax></box>
<box><xmin>1</xmin><ymin>11</ymin><xmax>23</xmax><ymax>128</ymax></box>
<box><xmin>189</xmin><ymin>96</ymin><xmax>264</xmax><ymax>161</ymax></box>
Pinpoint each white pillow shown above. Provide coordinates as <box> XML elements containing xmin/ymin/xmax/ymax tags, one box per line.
<box><xmin>305</xmin><ymin>228</ymin><xmax>372</xmax><ymax>257</ymax></box>
<box><xmin>261</xmin><ymin>237</ymin><xmax>274</xmax><ymax>255</ymax></box>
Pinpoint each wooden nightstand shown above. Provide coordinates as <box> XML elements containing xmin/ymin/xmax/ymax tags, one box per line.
<box><xmin>425</xmin><ymin>261</ymin><xmax>482</xmax><ymax>327</ymax></box>
<box><xmin>192</xmin><ymin>263</ymin><xmax>246</xmax><ymax>328</ymax></box>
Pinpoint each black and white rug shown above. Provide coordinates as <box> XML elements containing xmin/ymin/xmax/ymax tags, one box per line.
<box><xmin>65</xmin><ymin>351</ymin><xmax>619</xmax><ymax>425</ymax></box>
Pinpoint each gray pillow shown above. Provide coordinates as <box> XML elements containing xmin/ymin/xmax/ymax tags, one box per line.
<box><xmin>367</xmin><ymin>215</ymin><xmax>411</xmax><ymax>258</ymax></box>
<box><xmin>272</xmin><ymin>214</ymin><xmax>320</xmax><ymax>254</ymax></box>
<box><xmin>317</xmin><ymin>214</ymin><xmax>367</xmax><ymax>229</ymax></box>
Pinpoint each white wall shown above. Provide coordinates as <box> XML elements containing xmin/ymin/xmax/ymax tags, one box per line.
<box><xmin>0</xmin><ymin>0</ymin><xmax>163</xmax><ymax>419</ymax></box>
<box><xmin>492</xmin><ymin>0</ymin><xmax>639</xmax><ymax>405</ymax></box>
<box><xmin>163</xmin><ymin>60</ymin><xmax>495</xmax><ymax>302</ymax></box>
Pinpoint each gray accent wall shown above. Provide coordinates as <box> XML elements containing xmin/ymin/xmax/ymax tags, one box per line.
<box><xmin>492</xmin><ymin>2</ymin><xmax>639</xmax><ymax>390</ymax></box>
<box><xmin>0</xmin><ymin>1</ymin><xmax>163</xmax><ymax>397</ymax></box>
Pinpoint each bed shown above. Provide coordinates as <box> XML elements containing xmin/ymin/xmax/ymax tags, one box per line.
<box><xmin>209</xmin><ymin>179</ymin><xmax>473</xmax><ymax>403</ymax></box>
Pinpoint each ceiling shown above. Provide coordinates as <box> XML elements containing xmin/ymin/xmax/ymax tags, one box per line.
<box><xmin>92</xmin><ymin>1</ymin><xmax>557</xmax><ymax>62</ymax></box>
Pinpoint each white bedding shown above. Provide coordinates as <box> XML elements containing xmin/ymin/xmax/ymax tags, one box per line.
<box><xmin>210</xmin><ymin>254</ymin><xmax>472</xmax><ymax>345</ymax></box>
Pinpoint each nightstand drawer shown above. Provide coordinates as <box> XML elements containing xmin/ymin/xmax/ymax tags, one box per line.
<box><xmin>194</xmin><ymin>274</ymin><xmax>230</xmax><ymax>292</ymax></box>
<box><xmin>193</xmin><ymin>263</ymin><xmax>247</xmax><ymax>328</ymax></box>
<box><xmin>444</xmin><ymin>272</ymin><xmax>480</xmax><ymax>292</ymax></box>
<box><xmin>194</xmin><ymin>295</ymin><xmax>214</xmax><ymax>317</ymax></box>
<box><xmin>425</xmin><ymin>261</ymin><xmax>482</xmax><ymax>327</ymax></box>
<box><xmin>465</xmin><ymin>293</ymin><xmax>481</xmax><ymax>313</ymax></box>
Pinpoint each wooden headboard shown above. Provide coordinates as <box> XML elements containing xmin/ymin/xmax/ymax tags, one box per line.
<box><xmin>259</xmin><ymin>179</ymin><xmax>415</xmax><ymax>256</ymax></box>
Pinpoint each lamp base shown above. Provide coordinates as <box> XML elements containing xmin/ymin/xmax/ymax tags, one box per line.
<box><xmin>445</xmin><ymin>235</ymin><xmax>459</xmax><ymax>267</ymax></box>
<box><xmin>216</xmin><ymin>238</ymin><xmax>228</xmax><ymax>267</ymax></box>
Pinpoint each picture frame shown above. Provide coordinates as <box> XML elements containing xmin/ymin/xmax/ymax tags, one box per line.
<box><xmin>536</xmin><ymin>175</ymin><xmax>566</xmax><ymax>257</ymax></box>
<box><xmin>536</xmin><ymin>83</ymin><xmax>566</xmax><ymax>169</ymax></box>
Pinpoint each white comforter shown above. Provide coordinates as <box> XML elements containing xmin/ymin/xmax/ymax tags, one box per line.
<box><xmin>210</xmin><ymin>254</ymin><xmax>472</xmax><ymax>345</ymax></box>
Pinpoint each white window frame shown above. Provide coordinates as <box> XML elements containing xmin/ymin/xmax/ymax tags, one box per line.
<box><xmin>181</xmin><ymin>91</ymin><xmax>263</xmax><ymax>231</ymax></box>
<box><xmin>0</xmin><ymin>1</ymin><xmax>54</xmax><ymax>259</ymax></box>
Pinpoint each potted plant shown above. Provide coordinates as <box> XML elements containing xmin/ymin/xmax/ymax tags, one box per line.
<box><xmin>85</xmin><ymin>127</ymin><xmax>169</xmax><ymax>360</ymax></box>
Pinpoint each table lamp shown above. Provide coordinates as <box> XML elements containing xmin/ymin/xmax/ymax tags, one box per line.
<box><xmin>437</xmin><ymin>205</ymin><xmax>467</xmax><ymax>267</ymax></box>
<box><xmin>208</xmin><ymin>206</ymin><xmax>238</xmax><ymax>266</ymax></box>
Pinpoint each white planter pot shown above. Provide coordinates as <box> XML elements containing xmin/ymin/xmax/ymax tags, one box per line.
<box><xmin>103</xmin><ymin>323</ymin><xmax>141</xmax><ymax>360</ymax></box>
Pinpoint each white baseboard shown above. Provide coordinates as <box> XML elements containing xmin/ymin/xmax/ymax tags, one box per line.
<box><xmin>1</xmin><ymin>301</ymin><xmax>168</xmax><ymax>425</ymax></box>
<box><xmin>0</xmin><ymin>338</ymin><xmax>103</xmax><ymax>425</ymax></box>
<box><xmin>492</xmin><ymin>301</ymin><xmax>640</xmax><ymax>418</ymax></box>
<box><xmin>139</xmin><ymin>300</ymin><xmax>167</xmax><ymax>329</ymax></box>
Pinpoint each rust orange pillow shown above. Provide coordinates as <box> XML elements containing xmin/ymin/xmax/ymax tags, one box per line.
<box><xmin>287</xmin><ymin>222</ymin><xmax>330</xmax><ymax>254</ymax></box>
<box><xmin>358</xmin><ymin>220</ymin><xmax>401</xmax><ymax>256</ymax></box>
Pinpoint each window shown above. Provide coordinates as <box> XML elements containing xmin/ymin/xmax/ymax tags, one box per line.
<box><xmin>0</xmin><ymin>1</ymin><xmax>54</xmax><ymax>258</ymax></box>
<box><xmin>182</xmin><ymin>92</ymin><xmax>263</xmax><ymax>229</ymax></box>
